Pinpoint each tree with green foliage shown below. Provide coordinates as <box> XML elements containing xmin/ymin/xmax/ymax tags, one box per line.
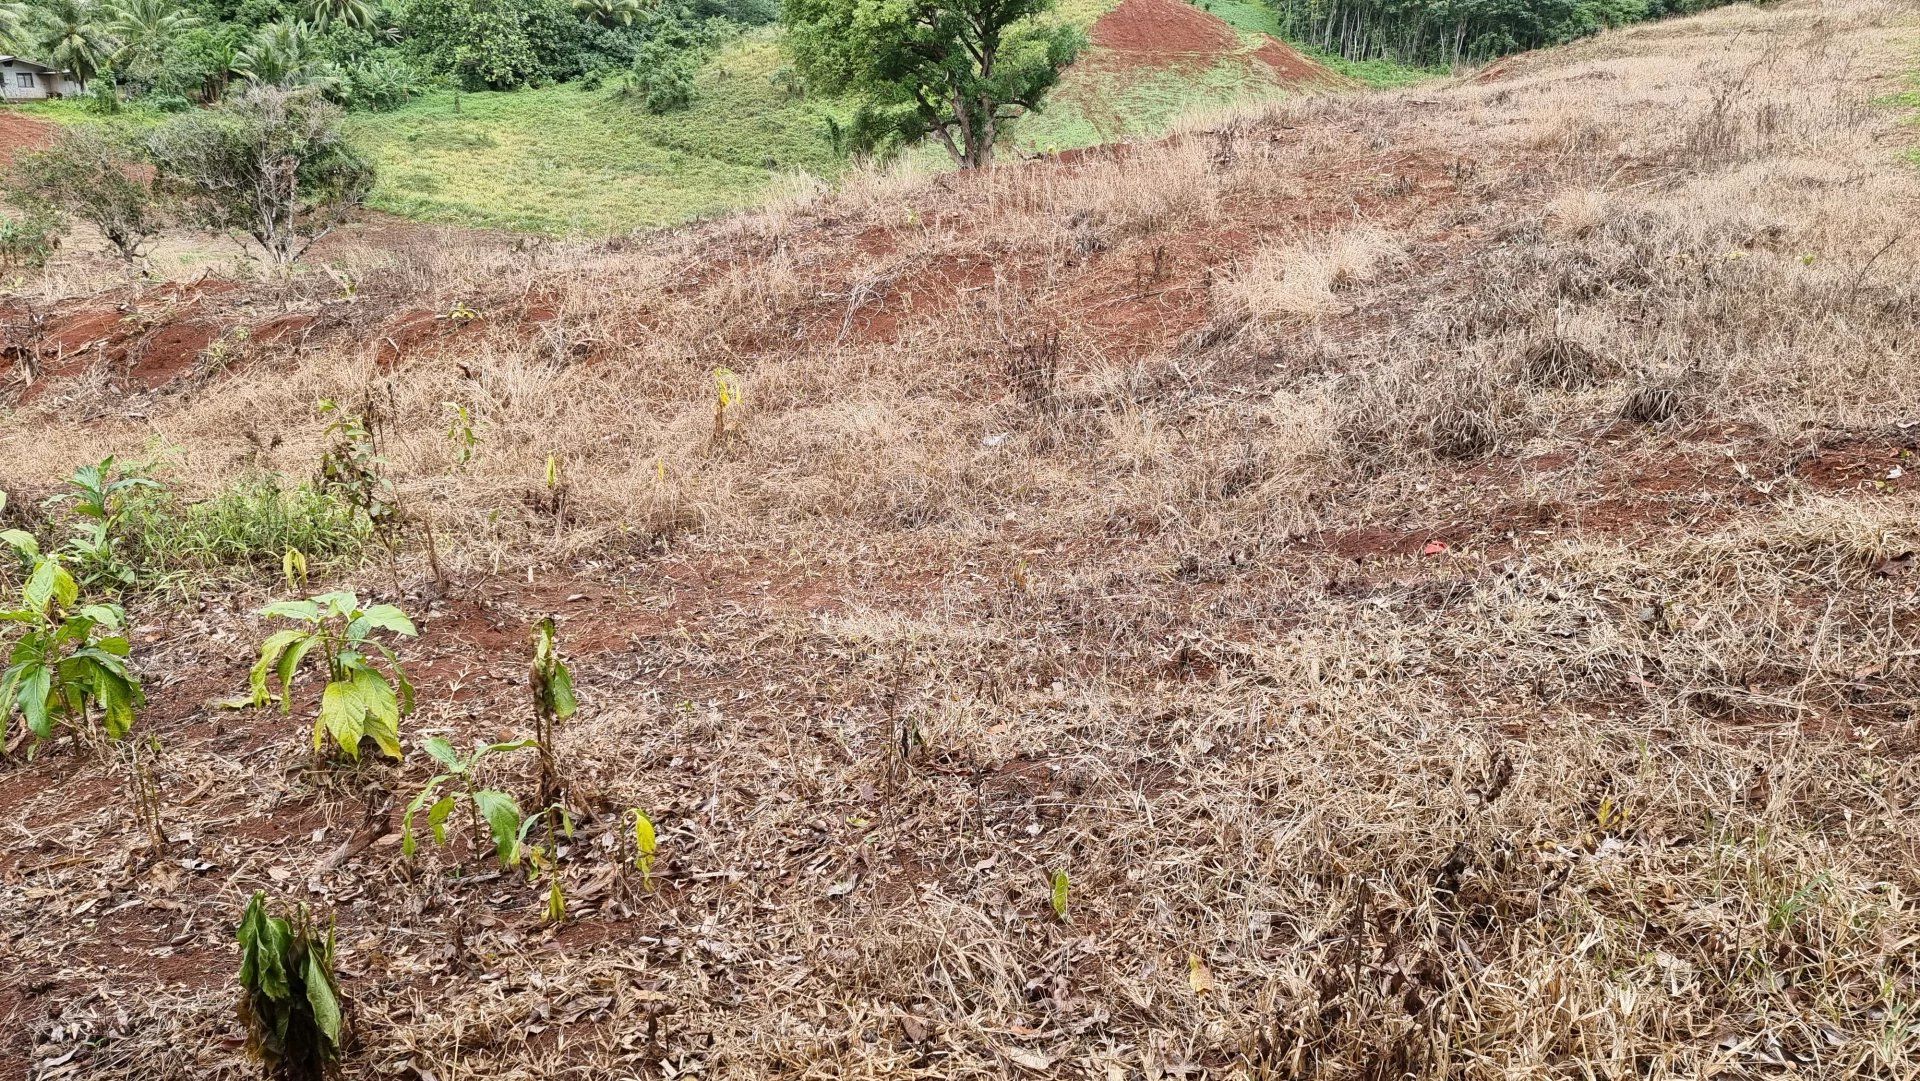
<box><xmin>1268</xmin><ymin>0</ymin><xmax>1720</xmax><ymax>66</ymax></box>
<box><xmin>235</xmin><ymin>19</ymin><xmax>343</xmax><ymax>92</ymax></box>
<box><xmin>105</xmin><ymin>0</ymin><xmax>198</xmax><ymax>77</ymax></box>
<box><xmin>0</xmin><ymin>1</ymin><xmax>30</xmax><ymax>48</ymax></box>
<box><xmin>25</xmin><ymin>0</ymin><xmax>115</xmax><ymax>88</ymax></box>
<box><xmin>303</xmin><ymin>0</ymin><xmax>378</xmax><ymax>30</ymax></box>
<box><xmin>784</xmin><ymin>0</ymin><xmax>1082</xmax><ymax>168</ymax></box>
<box><xmin>7</xmin><ymin>125</ymin><xmax>164</xmax><ymax>265</ymax></box>
<box><xmin>148</xmin><ymin>85</ymin><xmax>372</xmax><ymax>265</ymax></box>
<box><xmin>573</xmin><ymin>0</ymin><xmax>638</xmax><ymax>26</ymax></box>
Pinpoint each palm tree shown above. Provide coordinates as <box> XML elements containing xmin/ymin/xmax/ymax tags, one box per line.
<box><xmin>303</xmin><ymin>0</ymin><xmax>378</xmax><ymax>31</ymax></box>
<box><xmin>28</xmin><ymin>0</ymin><xmax>116</xmax><ymax>89</ymax></box>
<box><xmin>106</xmin><ymin>0</ymin><xmax>198</xmax><ymax>70</ymax></box>
<box><xmin>0</xmin><ymin>1</ymin><xmax>29</xmax><ymax>50</ymax></box>
<box><xmin>573</xmin><ymin>0</ymin><xmax>641</xmax><ymax>27</ymax></box>
<box><xmin>235</xmin><ymin>19</ymin><xmax>342</xmax><ymax>94</ymax></box>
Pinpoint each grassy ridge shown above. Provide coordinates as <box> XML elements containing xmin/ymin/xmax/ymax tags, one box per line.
<box><xmin>345</xmin><ymin>32</ymin><xmax>851</xmax><ymax>235</ymax></box>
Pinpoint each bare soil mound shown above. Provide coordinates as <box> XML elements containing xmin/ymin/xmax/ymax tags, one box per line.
<box><xmin>1088</xmin><ymin>0</ymin><xmax>1242</xmax><ymax>68</ymax></box>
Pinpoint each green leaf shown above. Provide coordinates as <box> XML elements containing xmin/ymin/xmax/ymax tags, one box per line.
<box><xmin>548</xmin><ymin>663</ymin><xmax>578</xmax><ymax>720</ymax></box>
<box><xmin>251</xmin><ymin>629</ymin><xmax>308</xmax><ymax>708</ymax></box>
<box><xmin>632</xmin><ymin>808</ymin><xmax>656</xmax><ymax>882</ymax></box>
<box><xmin>427</xmin><ymin>795</ymin><xmax>457</xmax><ymax>845</ymax></box>
<box><xmin>317</xmin><ymin>679</ymin><xmax>368</xmax><ymax>758</ymax></box>
<box><xmin>470</xmin><ymin>789</ymin><xmax>524</xmax><ymax>868</ymax></box>
<box><xmin>349</xmin><ymin>669</ymin><xmax>402</xmax><ymax>759</ymax></box>
<box><xmin>545</xmin><ymin>879</ymin><xmax>566</xmax><ymax>924</ymax></box>
<box><xmin>1050</xmin><ymin>869</ymin><xmax>1070</xmax><ymax>923</ymax></box>
<box><xmin>16</xmin><ymin>663</ymin><xmax>52</xmax><ymax>739</ymax></box>
<box><xmin>350</xmin><ymin>604</ymin><xmax>417</xmax><ymax>639</ymax></box>
<box><xmin>0</xmin><ymin>529</ymin><xmax>39</xmax><ymax>558</ymax></box>
<box><xmin>24</xmin><ymin>558</ymin><xmax>76</xmax><ymax>614</ymax></box>
<box><xmin>400</xmin><ymin>777</ymin><xmax>449</xmax><ymax>858</ymax></box>
<box><xmin>75</xmin><ymin>604</ymin><xmax>123</xmax><ymax>631</ymax></box>
<box><xmin>259</xmin><ymin>599</ymin><xmax>323</xmax><ymax>623</ymax></box>
<box><xmin>421</xmin><ymin>736</ymin><xmax>464</xmax><ymax>771</ymax></box>
<box><xmin>305</xmin><ymin>950</ymin><xmax>343</xmax><ymax>1043</ymax></box>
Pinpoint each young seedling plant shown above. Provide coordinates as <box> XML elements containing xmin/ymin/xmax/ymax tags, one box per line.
<box><xmin>49</xmin><ymin>455</ymin><xmax>159</xmax><ymax>592</ymax></box>
<box><xmin>402</xmin><ymin>735</ymin><xmax>574</xmax><ymax>917</ymax></box>
<box><xmin>251</xmin><ymin>592</ymin><xmax>415</xmax><ymax>763</ymax></box>
<box><xmin>236</xmin><ymin>891</ymin><xmax>346</xmax><ymax>1081</ymax></box>
<box><xmin>0</xmin><ymin>531</ymin><xmax>144</xmax><ymax>752</ymax></box>
<box><xmin>530</xmin><ymin>616</ymin><xmax>577</xmax><ymax>807</ymax></box>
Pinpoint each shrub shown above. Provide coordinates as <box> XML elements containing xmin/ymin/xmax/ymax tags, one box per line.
<box><xmin>7</xmin><ymin>127</ymin><xmax>164</xmax><ymax>265</ymax></box>
<box><xmin>0</xmin><ymin>210</ymin><xmax>66</xmax><ymax>269</ymax></box>
<box><xmin>148</xmin><ymin>85</ymin><xmax>373</xmax><ymax>266</ymax></box>
<box><xmin>236</xmin><ymin>892</ymin><xmax>346</xmax><ymax>1081</ymax></box>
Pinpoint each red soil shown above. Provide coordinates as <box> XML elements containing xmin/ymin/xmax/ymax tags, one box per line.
<box><xmin>1080</xmin><ymin>0</ymin><xmax>1345</xmax><ymax>88</ymax></box>
<box><xmin>0</xmin><ymin>109</ymin><xmax>53</xmax><ymax>168</ymax></box>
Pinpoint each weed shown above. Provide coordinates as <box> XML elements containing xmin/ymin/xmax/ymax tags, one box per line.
<box><xmin>0</xmin><ymin>531</ymin><xmax>144</xmax><ymax>750</ymax></box>
<box><xmin>711</xmin><ymin>367</ymin><xmax>744</xmax><ymax>445</ymax></box>
<box><xmin>48</xmin><ymin>456</ymin><xmax>161</xmax><ymax>593</ymax></box>
<box><xmin>443</xmin><ymin>402</ymin><xmax>479</xmax><ymax>468</ymax></box>
<box><xmin>236</xmin><ymin>891</ymin><xmax>346</xmax><ymax>1081</ymax></box>
<box><xmin>627</xmin><ymin>807</ymin><xmax>659</xmax><ymax>890</ymax></box>
<box><xmin>122</xmin><ymin>475</ymin><xmax>369</xmax><ymax>589</ymax></box>
<box><xmin>250</xmin><ymin>592</ymin><xmax>416</xmax><ymax>762</ymax></box>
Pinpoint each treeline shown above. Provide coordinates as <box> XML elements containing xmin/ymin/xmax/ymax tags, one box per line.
<box><xmin>1269</xmin><ymin>0</ymin><xmax>1746</xmax><ymax>66</ymax></box>
<box><xmin>0</xmin><ymin>0</ymin><xmax>772</xmax><ymax>114</ymax></box>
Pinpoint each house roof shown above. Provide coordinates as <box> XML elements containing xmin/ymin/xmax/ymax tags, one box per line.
<box><xmin>0</xmin><ymin>57</ymin><xmax>68</xmax><ymax>74</ymax></box>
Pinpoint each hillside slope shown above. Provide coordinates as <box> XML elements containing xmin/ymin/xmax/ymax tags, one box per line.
<box><xmin>4</xmin><ymin>1</ymin><xmax>1920</xmax><ymax>1078</ymax></box>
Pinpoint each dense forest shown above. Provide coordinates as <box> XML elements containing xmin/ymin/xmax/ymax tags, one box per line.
<box><xmin>0</xmin><ymin>0</ymin><xmax>773</xmax><ymax>112</ymax></box>
<box><xmin>1270</xmin><ymin>0</ymin><xmax>1747</xmax><ymax>65</ymax></box>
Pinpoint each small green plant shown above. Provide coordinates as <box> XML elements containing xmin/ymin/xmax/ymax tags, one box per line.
<box><xmin>529</xmin><ymin>616</ymin><xmax>577</xmax><ymax>806</ymax></box>
<box><xmin>0</xmin><ymin>210</ymin><xmax>65</xmax><ymax>269</ymax></box>
<box><xmin>49</xmin><ymin>456</ymin><xmax>160</xmax><ymax>592</ymax></box>
<box><xmin>401</xmin><ymin>735</ymin><xmax>541</xmax><ymax>866</ymax></box>
<box><xmin>236</xmin><ymin>891</ymin><xmax>346</xmax><ymax>1081</ymax></box>
<box><xmin>1049</xmin><ymin>869</ymin><xmax>1071</xmax><ymax>923</ymax></box>
<box><xmin>443</xmin><ymin>401</ymin><xmax>478</xmax><ymax>468</ymax></box>
<box><xmin>316</xmin><ymin>401</ymin><xmax>395</xmax><ymax>533</ymax></box>
<box><xmin>0</xmin><ymin>532</ymin><xmax>144</xmax><ymax>749</ymax></box>
<box><xmin>250</xmin><ymin>592</ymin><xmax>415</xmax><ymax>761</ymax></box>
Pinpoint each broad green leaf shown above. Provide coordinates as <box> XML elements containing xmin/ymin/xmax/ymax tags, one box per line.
<box><xmin>25</xmin><ymin>559</ymin><xmax>75</xmax><ymax>614</ymax></box>
<box><xmin>632</xmin><ymin>809</ymin><xmax>657</xmax><ymax>881</ymax></box>
<box><xmin>275</xmin><ymin>634</ymin><xmax>319</xmax><ymax>707</ymax></box>
<box><xmin>421</xmin><ymin>736</ymin><xmax>464</xmax><ymax>771</ymax></box>
<box><xmin>311</xmin><ymin>591</ymin><xmax>359</xmax><ymax>619</ymax></box>
<box><xmin>427</xmin><ymin>795</ymin><xmax>457</xmax><ymax>844</ymax></box>
<box><xmin>0</xmin><ymin>529</ymin><xmax>39</xmax><ymax>558</ymax></box>
<box><xmin>350</xmin><ymin>604</ymin><xmax>416</xmax><ymax>639</ymax></box>
<box><xmin>471</xmin><ymin>790</ymin><xmax>524</xmax><ymax>867</ymax></box>
<box><xmin>400</xmin><ymin>777</ymin><xmax>449</xmax><ymax>858</ymax></box>
<box><xmin>317</xmin><ymin>679</ymin><xmax>368</xmax><ymax>758</ymax></box>
<box><xmin>350</xmin><ymin>669</ymin><xmax>402</xmax><ymax>759</ymax></box>
<box><xmin>548</xmin><ymin>663</ymin><xmax>577</xmax><ymax>720</ymax></box>
<box><xmin>75</xmin><ymin>604</ymin><xmax>123</xmax><ymax>631</ymax></box>
<box><xmin>1050</xmin><ymin>870</ymin><xmax>1070</xmax><ymax>923</ymax></box>
<box><xmin>16</xmin><ymin>664</ymin><xmax>52</xmax><ymax>739</ymax></box>
<box><xmin>259</xmin><ymin>599</ymin><xmax>323</xmax><ymax>622</ymax></box>
<box><xmin>251</xmin><ymin>629</ymin><xmax>308</xmax><ymax>708</ymax></box>
<box><xmin>305</xmin><ymin>951</ymin><xmax>342</xmax><ymax>1043</ymax></box>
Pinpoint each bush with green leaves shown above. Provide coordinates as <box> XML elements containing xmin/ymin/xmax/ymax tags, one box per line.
<box><xmin>0</xmin><ymin>531</ymin><xmax>144</xmax><ymax>748</ymax></box>
<box><xmin>250</xmin><ymin>592</ymin><xmax>415</xmax><ymax>761</ymax></box>
<box><xmin>0</xmin><ymin>209</ymin><xmax>66</xmax><ymax>269</ymax></box>
<box><xmin>236</xmin><ymin>891</ymin><xmax>346</xmax><ymax>1081</ymax></box>
<box><xmin>148</xmin><ymin>85</ymin><xmax>373</xmax><ymax>266</ymax></box>
<box><xmin>49</xmin><ymin>455</ymin><xmax>160</xmax><ymax>592</ymax></box>
<box><xmin>8</xmin><ymin>127</ymin><xmax>163</xmax><ymax>266</ymax></box>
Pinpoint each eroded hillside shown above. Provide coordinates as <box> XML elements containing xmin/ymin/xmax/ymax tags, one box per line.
<box><xmin>3</xmin><ymin>1</ymin><xmax>1920</xmax><ymax>1077</ymax></box>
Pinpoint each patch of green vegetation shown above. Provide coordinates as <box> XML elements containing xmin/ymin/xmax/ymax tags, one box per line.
<box><xmin>10</xmin><ymin>98</ymin><xmax>168</xmax><ymax>128</ymax></box>
<box><xmin>345</xmin><ymin>30</ymin><xmax>851</xmax><ymax>235</ymax></box>
<box><xmin>1014</xmin><ymin>57</ymin><xmax>1279</xmax><ymax>152</ymax></box>
<box><xmin>122</xmin><ymin>474</ymin><xmax>370</xmax><ymax>593</ymax></box>
<box><xmin>1307</xmin><ymin>48</ymin><xmax>1448</xmax><ymax>88</ymax></box>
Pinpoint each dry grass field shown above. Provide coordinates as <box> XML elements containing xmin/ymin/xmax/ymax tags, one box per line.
<box><xmin>3</xmin><ymin>0</ymin><xmax>1920</xmax><ymax>1078</ymax></box>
